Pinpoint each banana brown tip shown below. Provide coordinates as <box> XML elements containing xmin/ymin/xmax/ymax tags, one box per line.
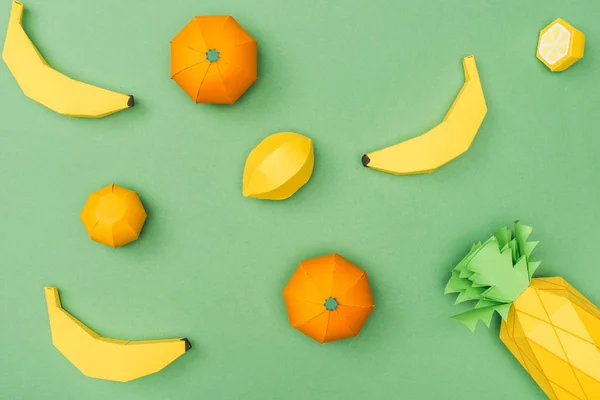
<box><xmin>182</xmin><ymin>338</ymin><xmax>192</xmax><ymax>351</ymax></box>
<box><xmin>361</xmin><ymin>154</ymin><xmax>370</xmax><ymax>167</ymax></box>
<box><xmin>127</xmin><ymin>95</ymin><xmax>135</xmax><ymax>107</ymax></box>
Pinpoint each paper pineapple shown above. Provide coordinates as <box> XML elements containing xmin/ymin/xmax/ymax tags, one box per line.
<box><xmin>445</xmin><ymin>222</ymin><xmax>600</xmax><ymax>400</ymax></box>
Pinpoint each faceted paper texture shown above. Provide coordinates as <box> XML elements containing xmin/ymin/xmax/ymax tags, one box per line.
<box><xmin>80</xmin><ymin>184</ymin><xmax>147</xmax><ymax>248</ymax></box>
<box><xmin>45</xmin><ymin>287</ymin><xmax>190</xmax><ymax>382</ymax></box>
<box><xmin>500</xmin><ymin>278</ymin><xmax>600</xmax><ymax>400</ymax></box>
<box><xmin>283</xmin><ymin>254</ymin><xmax>375</xmax><ymax>343</ymax></box>
<box><xmin>171</xmin><ymin>16</ymin><xmax>258</xmax><ymax>104</ymax></box>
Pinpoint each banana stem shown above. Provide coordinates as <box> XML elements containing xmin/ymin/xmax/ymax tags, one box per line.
<box><xmin>462</xmin><ymin>55</ymin><xmax>479</xmax><ymax>82</ymax></box>
<box><xmin>10</xmin><ymin>1</ymin><xmax>24</xmax><ymax>25</ymax></box>
<box><xmin>45</xmin><ymin>287</ymin><xmax>61</xmax><ymax>308</ymax></box>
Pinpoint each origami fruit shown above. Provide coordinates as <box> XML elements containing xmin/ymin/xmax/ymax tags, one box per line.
<box><xmin>45</xmin><ymin>287</ymin><xmax>191</xmax><ymax>382</ymax></box>
<box><xmin>80</xmin><ymin>184</ymin><xmax>147</xmax><ymax>248</ymax></box>
<box><xmin>362</xmin><ymin>56</ymin><xmax>486</xmax><ymax>175</ymax></box>
<box><xmin>243</xmin><ymin>132</ymin><xmax>314</xmax><ymax>200</ymax></box>
<box><xmin>445</xmin><ymin>222</ymin><xmax>600</xmax><ymax>400</ymax></box>
<box><xmin>537</xmin><ymin>18</ymin><xmax>585</xmax><ymax>72</ymax></box>
<box><xmin>283</xmin><ymin>254</ymin><xmax>375</xmax><ymax>343</ymax></box>
<box><xmin>171</xmin><ymin>16</ymin><xmax>257</xmax><ymax>104</ymax></box>
<box><xmin>2</xmin><ymin>1</ymin><xmax>133</xmax><ymax>118</ymax></box>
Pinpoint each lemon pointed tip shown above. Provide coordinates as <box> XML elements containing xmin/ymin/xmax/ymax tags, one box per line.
<box><xmin>127</xmin><ymin>95</ymin><xmax>135</xmax><ymax>107</ymax></box>
<box><xmin>182</xmin><ymin>338</ymin><xmax>192</xmax><ymax>351</ymax></box>
<box><xmin>242</xmin><ymin>183</ymin><xmax>259</xmax><ymax>198</ymax></box>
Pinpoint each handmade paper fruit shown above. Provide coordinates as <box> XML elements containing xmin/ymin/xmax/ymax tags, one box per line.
<box><xmin>2</xmin><ymin>1</ymin><xmax>134</xmax><ymax>118</ymax></box>
<box><xmin>445</xmin><ymin>222</ymin><xmax>600</xmax><ymax>400</ymax></box>
<box><xmin>171</xmin><ymin>16</ymin><xmax>257</xmax><ymax>104</ymax></box>
<box><xmin>362</xmin><ymin>56</ymin><xmax>487</xmax><ymax>175</ymax></box>
<box><xmin>283</xmin><ymin>254</ymin><xmax>375</xmax><ymax>343</ymax></box>
<box><xmin>537</xmin><ymin>18</ymin><xmax>585</xmax><ymax>72</ymax></box>
<box><xmin>80</xmin><ymin>184</ymin><xmax>147</xmax><ymax>248</ymax></box>
<box><xmin>242</xmin><ymin>132</ymin><xmax>314</xmax><ymax>200</ymax></box>
<box><xmin>45</xmin><ymin>287</ymin><xmax>191</xmax><ymax>382</ymax></box>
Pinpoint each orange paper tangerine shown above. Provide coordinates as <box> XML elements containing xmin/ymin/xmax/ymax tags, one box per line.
<box><xmin>283</xmin><ymin>254</ymin><xmax>375</xmax><ymax>343</ymax></box>
<box><xmin>170</xmin><ymin>16</ymin><xmax>257</xmax><ymax>104</ymax></box>
<box><xmin>80</xmin><ymin>184</ymin><xmax>147</xmax><ymax>248</ymax></box>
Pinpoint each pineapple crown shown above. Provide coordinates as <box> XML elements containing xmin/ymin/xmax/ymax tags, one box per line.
<box><xmin>444</xmin><ymin>222</ymin><xmax>541</xmax><ymax>332</ymax></box>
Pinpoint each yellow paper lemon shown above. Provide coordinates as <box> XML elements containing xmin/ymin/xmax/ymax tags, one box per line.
<box><xmin>80</xmin><ymin>184</ymin><xmax>147</xmax><ymax>248</ymax></box>
<box><xmin>243</xmin><ymin>132</ymin><xmax>314</xmax><ymax>200</ymax></box>
<box><xmin>536</xmin><ymin>18</ymin><xmax>585</xmax><ymax>72</ymax></box>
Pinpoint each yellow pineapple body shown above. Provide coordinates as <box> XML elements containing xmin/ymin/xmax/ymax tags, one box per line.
<box><xmin>500</xmin><ymin>277</ymin><xmax>600</xmax><ymax>400</ymax></box>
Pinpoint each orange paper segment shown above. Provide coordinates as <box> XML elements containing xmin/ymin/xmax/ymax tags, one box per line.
<box><xmin>283</xmin><ymin>298</ymin><xmax>326</xmax><ymax>327</ymax></box>
<box><xmin>282</xmin><ymin>267</ymin><xmax>323</xmax><ymax>304</ymax></box>
<box><xmin>170</xmin><ymin>16</ymin><xmax>257</xmax><ymax>104</ymax></box>
<box><xmin>217</xmin><ymin>62</ymin><xmax>250</xmax><ymax>103</ymax></box>
<box><xmin>300</xmin><ymin>255</ymin><xmax>336</xmax><ymax>298</ymax></box>
<box><xmin>172</xmin><ymin>62</ymin><xmax>210</xmax><ymax>100</ymax></box>
<box><xmin>325</xmin><ymin>311</ymin><xmax>355</xmax><ymax>342</ymax></box>
<box><xmin>337</xmin><ymin>274</ymin><xmax>375</xmax><ymax>307</ymax></box>
<box><xmin>330</xmin><ymin>254</ymin><xmax>365</xmax><ymax>296</ymax></box>
<box><xmin>337</xmin><ymin>305</ymin><xmax>374</xmax><ymax>335</ymax></box>
<box><xmin>170</xmin><ymin>43</ymin><xmax>204</xmax><ymax>77</ymax></box>
<box><xmin>196</xmin><ymin>64</ymin><xmax>230</xmax><ymax>104</ymax></box>
<box><xmin>171</xmin><ymin>19</ymin><xmax>207</xmax><ymax>51</ymax></box>
<box><xmin>193</xmin><ymin>16</ymin><xmax>229</xmax><ymax>48</ymax></box>
<box><xmin>218</xmin><ymin>17</ymin><xmax>256</xmax><ymax>48</ymax></box>
<box><xmin>283</xmin><ymin>253</ymin><xmax>374</xmax><ymax>343</ymax></box>
<box><xmin>296</xmin><ymin>312</ymin><xmax>330</xmax><ymax>344</ymax></box>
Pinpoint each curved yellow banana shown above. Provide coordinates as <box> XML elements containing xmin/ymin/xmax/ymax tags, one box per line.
<box><xmin>45</xmin><ymin>287</ymin><xmax>191</xmax><ymax>382</ymax></box>
<box><xmin>362</xmin><ymin>56</ymin><xmax>487</xmax><ymax>175</ymax></box>
<box><xmin>2</xmin><ymin>1</ymin><xmax>134</xmax><ymax>118</ymax></box>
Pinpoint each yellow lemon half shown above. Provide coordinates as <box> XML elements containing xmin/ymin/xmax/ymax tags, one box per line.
<box><xmin>537</xmin><ymin>18</ymin><xmax>585</xmax><ymax>72</ymax></box>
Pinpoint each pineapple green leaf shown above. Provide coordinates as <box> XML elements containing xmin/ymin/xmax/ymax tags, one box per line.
<box><xmin>474</xmin><ymin>300</ymin><xmax>511</xmax><ymax>320</ymax></box>
<box><xmin>514</xmin><ymin>222</ymin><xmax>537</xmax><ymax>260</ymax></box>
<box><xmin>494</xmin><ymin>226</ymin><xmax>511</xmax><ymax>249</ymax></box>
<box><xmin>444</xmin><ymin>271</ymin><xmax>486</xmax><ymax>304</ymax></box>
<box><xmin>445</xmin><ymin>222</ymin><xmax>540</xmax><ymax>331</ymax></box>
<box><xmin>456</xmin><ymin>288</ymin><xmax>487</xmax><ymax>304</ymax></box>
<box><xmin>474</xmin><ymin>299</ymin><xmax>502</xmax><ymax>308</ymax></box>
<box><xmin>507</xmin><ymin>238</ymin><xmax>518</xmax><ymax>264</ymax></box>
<box><xmin>495</xmin><ymin>304</ymin><xmax>511</xmax><ymax>321</ymax></box>
<box><xmin>451</xmin><ymin>305</ymin><xmax>503</xmax><ymax>332</ymax></box>
<box><xmin>528</xmin><ymin>261</ymin><xmax>541</xmax><ymax>279</ymax></box>
<box><xmin>467</xmin><ymin>239</ymin><xmax>530</xmax><ymax>303</ymax></box>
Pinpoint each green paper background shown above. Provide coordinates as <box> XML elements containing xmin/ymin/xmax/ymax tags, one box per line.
<box><xmin>1</xmin><ymin>0</ymin><xmax>599</xmax><ymax>398</ymax></box>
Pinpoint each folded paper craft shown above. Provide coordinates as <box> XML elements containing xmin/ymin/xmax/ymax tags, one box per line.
<box><xmin>80</xmin><ymin>184</ymin><xmax>147</xmax><ymax>248</ymax></box>
<box><xmin>243</xmin><ymin>132</ymin><xmax>314</xmax><ymax>200</ymax></box>
<box><xmin>445</xmin><ymin>222</ymin><xmax>600</xmax><ymax>399</ymax></box>
<box><xmin>537</xmin><ymin>18</ymin><xmax>585</xmax><ymax>72</ymax></box>
<box><xmin>283</xmin><ymin>254</ymin><xmax>375</xmax><ymax>343</ymax></box>
<box><xmin>45</xmin><ymin>287</ymin><xmax>191</xmax><ymax>382</ymax></box>
<box><xmin>2</xmin><ymin>1</ymin><xmax>134</xmax><ymax>117</ymax></box>
<box><xmin>171</xmin><ymin>16</ymin><xmax>257</xmax><ymax>104</ymax></box>
<box><xmin>362</xmin><ymin>56</ymin><xmax>487</xmax><ymax>175</ymax></box>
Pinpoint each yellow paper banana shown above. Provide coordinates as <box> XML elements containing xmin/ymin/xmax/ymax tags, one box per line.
<box><xmin>2</xmin><ymin>1</ymin><xmax>134</xmax><ymax>118</ymax></box>
<box><xmin>45</xmin><ymin>287</ymin><xmax>191</xmax><ymax>382</ymax></box>
<box><xmin>362</xmin><ymin>56</ymin><xmax>487</xmax><ymax>175</ymax></box>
